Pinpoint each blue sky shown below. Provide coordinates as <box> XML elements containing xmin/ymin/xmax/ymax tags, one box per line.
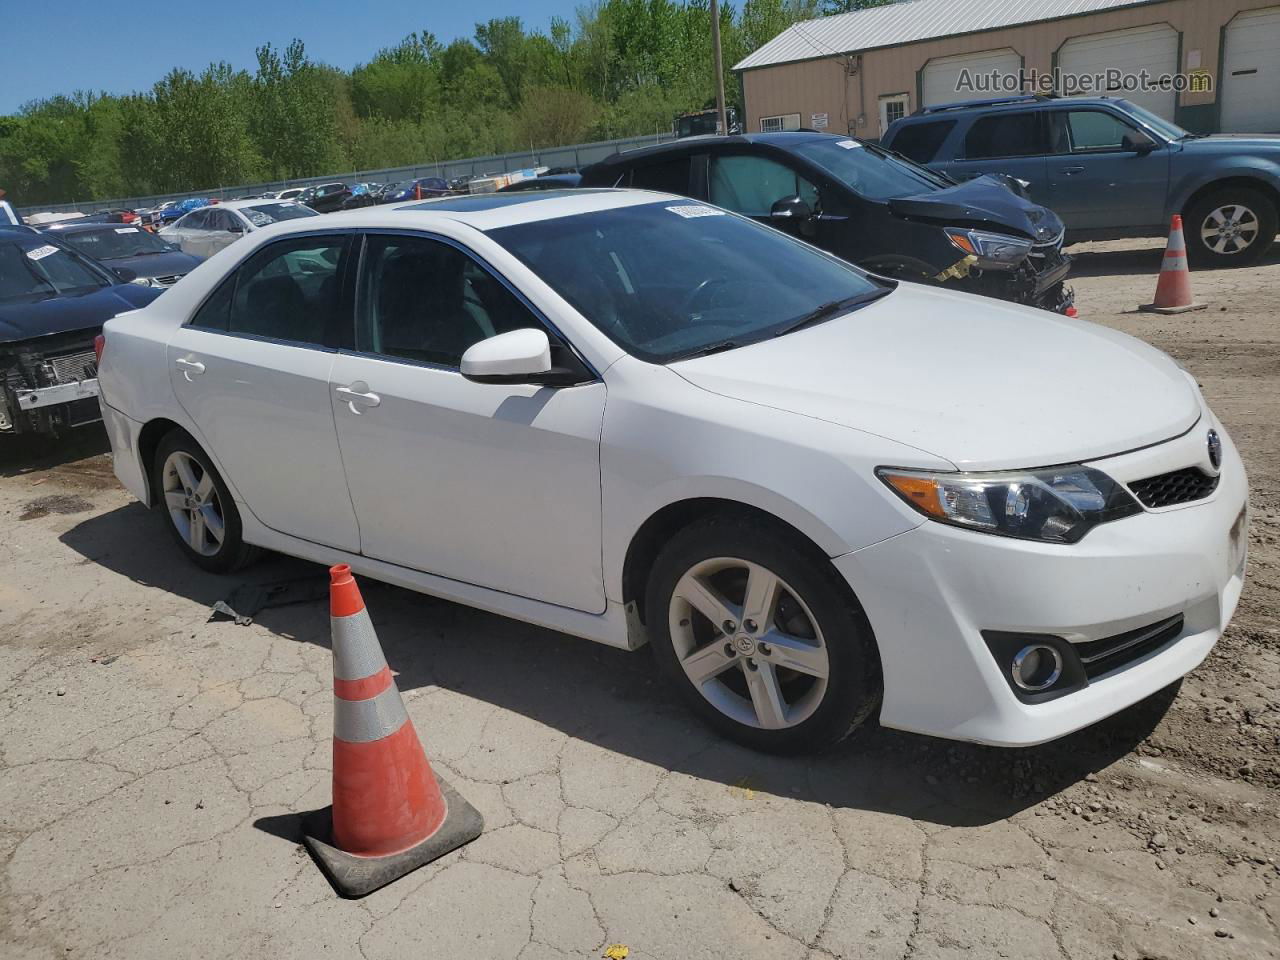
<box><xmin>0</xmin><ymin>0</ymin><xmax>574</xmax><ymax>113</ymax></box>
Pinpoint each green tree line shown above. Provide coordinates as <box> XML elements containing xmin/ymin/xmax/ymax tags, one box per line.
<box><xmin>0</xmin><ymin>0</ymin><xmax>837</xmax><ymax>205</ymax></box>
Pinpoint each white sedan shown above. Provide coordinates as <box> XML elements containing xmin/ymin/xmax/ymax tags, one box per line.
<box><xmin>160</xmin><ymin>199</ymin><xmax>319</xmax><ymax>259</ymax></box>
<box><xmin>96</xmin><ymin>190</ymin><xmax>1248</xmax><ymax>752</ymax></box>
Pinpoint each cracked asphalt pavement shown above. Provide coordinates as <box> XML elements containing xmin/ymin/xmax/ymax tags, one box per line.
<box><xmin>2</xmin><ymin>239</ymin><xmax>1279</xmax><ymax>959</ymax></box>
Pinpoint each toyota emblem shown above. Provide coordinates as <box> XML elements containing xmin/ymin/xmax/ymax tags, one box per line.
<box><xmin>1207</xmin><ymin>429</ymin><xmax>1222</xmax><ymax>470</ymax></box>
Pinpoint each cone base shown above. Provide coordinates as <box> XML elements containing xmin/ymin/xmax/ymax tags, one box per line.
<box><xmin>303</xmin><ymin>776</ymin><xmax>483</xmax><ymax>898</ymax></box>
<box><xmin>1139</xmin><ymin>302</ymin><xmax>1207</xmax><ymax>314</ymax></box>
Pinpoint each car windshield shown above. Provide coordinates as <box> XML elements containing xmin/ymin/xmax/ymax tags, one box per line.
<box><xmin>791</xmin><ymin>137</ymin><xmax>946</xmax><ymax>200</ymax></box>
<box><xmin>488</xmin><ymin>201</ymin><xmax>888</xmax><ymax>363</ymax></box>
<box><xmin>1121</xmin><ymin>101</ymin><xmax>1190</xmax><ymax>140</ymax></box>
<box><xmin>0</xmin><ymin>238</ymin><xmax>109</xmax><ymax>303</ymax></box>
<box><xmin>241</xmin><ymin>202</ymin><xmax>320</xmax><ymax>226</ymax></box>
<box><xmin>60</xmin><ymin>226</ymin><xmax>178</xmax><ymax>260</ymax></box>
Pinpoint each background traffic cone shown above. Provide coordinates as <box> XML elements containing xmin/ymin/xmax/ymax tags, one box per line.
<box><xmin>1139</xmin><ymin>215</ymin><xmax>1207</xmax><ymax>314</ymax></box>
<box><xmin>303</xmin><ymin>564</ymin><xmax>482</xmax><ymax>897</ymax></box>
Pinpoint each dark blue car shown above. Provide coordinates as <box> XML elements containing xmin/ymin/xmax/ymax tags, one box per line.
<box><xmin>0</xmin><ymin>230</ymin><xmax>160</xmax><ymax>436</ymax></box>
<box><xmin>42</xmin><ymin>221</ymin><xmax>203</xmax><ymax>289</ymax></box>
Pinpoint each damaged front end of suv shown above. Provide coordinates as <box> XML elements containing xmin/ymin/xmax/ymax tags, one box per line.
<box><xmin>0</xmin><ymin>230</ymin><xmax>161</xmax><ymax>437</ymax></box>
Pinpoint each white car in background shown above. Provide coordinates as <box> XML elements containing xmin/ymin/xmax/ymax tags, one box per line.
<box><xmin>276</xmin><ymin>188</ymin><xmax>307</xmax><ymax>202</ymax></box>
<box><xmin>96</xmin><ymin>190</ymin><xmax>1248</xmax><ymax>753</ymax></box>
<box><xmin>160</xmin><ymin>199</ymin><xmax>318</xmax><ymax>259</ymax></box>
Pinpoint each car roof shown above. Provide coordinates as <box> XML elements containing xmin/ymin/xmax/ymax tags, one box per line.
<box><xmin>900</xmin><ymin>94</ymin><xmax>1132</xmax><ymax>121</ymax></box>
<box><xmin>218</xmin><ymin>198</ymin><xmax>303</xmax><ymax>210</ymax></box>
<box><xmin>588</xmin><ymin>131</ymin><xmax>840</xmax><ymax>168</ymax></box>
<box><xmin>40</xmin><ymin>220</ymin><xmax>148</xmax><ymax>234</ymax></box>
<box><xmin>239</xmin><ymin>188</ymin><xmax>682</xmax><ymax>236</ymax></box>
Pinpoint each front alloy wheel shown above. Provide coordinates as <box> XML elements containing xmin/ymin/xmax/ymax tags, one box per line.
<box><xmin>646</xmin><ymin>514</ymin><xmax>881</xmax><ymax>753</ymax></box>
<box><xmin>670</xmin><ymin>557</ymin><xmax>829</xmax><ymax>731</ymax></box>
<box><xmin>1199</xmin><ymin>203</ymin><xmax>1260</xmax><ymax>257</ymax></box>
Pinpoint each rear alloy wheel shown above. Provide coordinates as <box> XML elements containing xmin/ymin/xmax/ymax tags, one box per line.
<box><xmin>152</xmin><ymin>430</ymin><xmax>257</xmax><ymax>573</ymax></box>
<box><xmin>1186</xmin><ymin>188</ymin><xmax>1277</xmax><ymax>266</ymax></box>
<box><xmin>646</xmin><ymin>515</ymin><xmax>880</xmax><ymax>753</ymax></box>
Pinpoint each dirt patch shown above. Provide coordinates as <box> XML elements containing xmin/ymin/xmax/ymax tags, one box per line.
<box><xmin>18</xmin><ymin>494</ymin><xmax>95</xmax><ymax>521</ymax></box>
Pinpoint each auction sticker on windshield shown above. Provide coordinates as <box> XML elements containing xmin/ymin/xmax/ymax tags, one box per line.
<box><xmin>115</xmin><ymin>227</ymin><xmax>137</xmax><ymax>234</ymax></box>
<box><xmin>666</xmin><ymin>204</ymin><xmax>724</xmax><ymax>218</ymax></box>
<box><xmin>836</xmin><ymin>140</ymin><xmax>862</xmax><ymax>150</ymax></box>
<box><xmin>26</xmin><ymin>244</ymin><xmax>58</xmax><ymax>261</ymax></box>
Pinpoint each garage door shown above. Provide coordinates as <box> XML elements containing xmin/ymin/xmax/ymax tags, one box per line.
<box><xmin>921</xmin><ymin>48</ymin><xmax>1021</xmax><ymax>107</ymax></box>
<box><xmin>1058</xmin><ymin>24</ymin><xmax>1178</xmax><ymax>119</ymax></box>
<box><xmin>1221</xmin><ymin>6</ymin><xmax>1280</xmax><ymax>133</ymax></box>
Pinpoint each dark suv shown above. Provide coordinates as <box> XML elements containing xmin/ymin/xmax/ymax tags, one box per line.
<box><xmin>580</xmin><ymin>132</ymin><xmax>1072</xmax><ymax>313</ymax></box>
<box><xmin>882</xmin><ymin>95</ymin><xmax>1280</xmax><ymax>266</ymax></box>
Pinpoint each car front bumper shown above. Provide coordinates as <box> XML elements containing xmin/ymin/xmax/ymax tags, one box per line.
<box><xmin>835</xmin><ymin>425</ymin><xmax>1248</xmax><ymax>746</ymax></box>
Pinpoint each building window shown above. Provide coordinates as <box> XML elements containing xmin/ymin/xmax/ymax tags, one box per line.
<box><xmin>760</xmin><ymin>113</ymin><xmax>801</xmax><ymax>133</ymax></box>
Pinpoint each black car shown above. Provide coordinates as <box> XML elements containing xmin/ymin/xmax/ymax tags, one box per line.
<box><xmin>303</xmin><ymin>182</ymin><xmax>353</xmax><ymax>213</ymax></box>
<box><xmin>0</xmin><ymin>230</ymin><xmax>160</xmax><ymax>436</ymax></box>
<box><xmin>580</xmin><ymin>132</ymin><xmax>1072</xmax><ymax>313</ymax></box>
<box><xmin>498</xmin><ymin>173</ymin><xmax>582</xmax><ymax>192</ymax></box>
<box><xmin>382</xmin><ymin>177</ymin><xmax>452</xmax><ymax>203</ymax></box>
<box><xmin>41</xmin><ymin>221</ymin><xmax>203</xmax><ymax>289</ymax></box>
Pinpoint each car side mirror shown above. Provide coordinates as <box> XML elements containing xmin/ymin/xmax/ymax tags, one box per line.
<box><xmin>769</xmin><ymin>196</ymin><xmax>813</xmax><ymax>222</ymax></box>
<box><xmin>227</xmin><ymin>222</ymin><xmax>244</xmax><ymax>234</ymax></box>
<box><xmin>461</xmin><ymin>329</ymin><xmax>554</xmax><ymax>384</ymax></box>
<box><xmin>1122</xmin><ymin>135</ymin><xmax>1156</xmax><ymax>155</ymax></box>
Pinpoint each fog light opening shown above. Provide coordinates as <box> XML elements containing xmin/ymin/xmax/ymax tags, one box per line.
<box><xmin>1011</xmin><ymin>644</ymin><xmax>1063</xmax><ymax>692</ymax></box>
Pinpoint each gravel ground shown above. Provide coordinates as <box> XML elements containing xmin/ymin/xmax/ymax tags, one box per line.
<box><xmin>1</xmin><ymin>239</ymin><xmax>1278</xmax><ymax>959</ymax></box>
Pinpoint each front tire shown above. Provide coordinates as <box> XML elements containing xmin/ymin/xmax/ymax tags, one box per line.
<box><xmin>645</xmin><ymin>513</ymin><xmax>881</xmax><ymax>754</ymax></box>
<box><xmin>1185</xmin><ymin>188</ymin><xmax>1277</xmax><ymax>266</ymax></box>
<box><xmin>152</xmin><ymin>430</ymin><xmax>257</xmax><ymax>573</ymax></box>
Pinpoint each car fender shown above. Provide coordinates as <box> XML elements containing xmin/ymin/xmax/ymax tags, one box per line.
<box><xmin>598</xmin><ymin>358</ymin><xmax>940</xmax><ymax>603</ymax></box>
<box><xmin>1168</xmin><ymin>157</ymin><xmax>1280</xmax><ymax>218</ymax></box>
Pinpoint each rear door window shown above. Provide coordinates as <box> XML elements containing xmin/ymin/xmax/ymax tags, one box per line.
<box><xmin>190</xmin><ymin>235</ymin><xmax>348</xmax><ymax>345</ymax></box>
<box><xmin>962</xmin><ymin>113</ymin><xmax>1046</xmax><ymax>159</ymax></box>
<box><xmin>887</xmin><ymin>120</ymin><xmax>956</xmax><ymax>163</ymax></box>
<box><xmin>627</xmin><ymin>157</ymin><xmax>693</xmax><ymax>194</ymax></box>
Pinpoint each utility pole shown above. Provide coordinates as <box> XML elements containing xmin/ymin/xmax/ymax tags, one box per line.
<box><xmin>710</xmin><ymin>0</ymin><xmax>728</xmax><ymax>135</ymax></box>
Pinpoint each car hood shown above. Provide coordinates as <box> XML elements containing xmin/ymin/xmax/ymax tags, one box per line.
<box><xmin>1180</xmin><ymin>133</ymin><xmax>1280</xmax><ymax>153</ymax></box>
<box><xmin>106</xmin><ymin>249</ymin><xmax>203</xmax><ymax>278</ymax></box>
<box><xmin>888</xmin><ymin>175</ymin><xmax>1063</xmax><ymax>243</ymax></box>
<box><xmin>0</xmin><ymin>283</ymin><xmax>160</xmax><ymax>343</ymax></box>
<box><xmin>669</xmin><ymin>283</ymin><xmax>1200</xmax><ymax>470</ymax></box>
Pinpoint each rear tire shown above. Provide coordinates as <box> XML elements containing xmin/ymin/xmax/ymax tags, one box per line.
<box><xmin>1185</xmin><ymin>188</ymin><xmax>1277</xmax><ymax>266</ymax></box>
<box><xmin>151</xmin><ymin>429</ymin><xmax>258</xmax><ymax>574</ymax></box>
<box><xmin>645</xmin><ymin>513</ymin><xmax>881</xmax><ymax>754</ymax></box>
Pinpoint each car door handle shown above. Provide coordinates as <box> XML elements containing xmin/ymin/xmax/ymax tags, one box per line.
<box><xmin>174</xmin><ymin>357</ymin><xmax>205</xmax><ymax>381</ymax></box>
<box><xmin>1060</xmin><ymin>166</ymin><xmax>1086</xmax><ymax>176</ymax></box>
<box><xmin>335</xmin><ymin>384</ymin><xmax>381</xmax><ymax>414</ymax></box>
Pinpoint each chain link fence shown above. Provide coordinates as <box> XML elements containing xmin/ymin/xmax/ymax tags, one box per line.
<box><xmin>15</xmin><ymin>131</ymin><xmax>675</xmax><ymax>215</ymax></box>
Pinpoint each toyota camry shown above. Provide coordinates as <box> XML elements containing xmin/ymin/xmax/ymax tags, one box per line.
<box><xmin>95</xmin><ymin>189</ymin><xmax>1248</xmax><ymax>753</ymax></box>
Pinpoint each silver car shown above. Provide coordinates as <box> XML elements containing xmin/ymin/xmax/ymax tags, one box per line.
<box><xmin>160</xmin><ymin>200</ymin><xmax>319</xmax><ymax>259</ymax></box>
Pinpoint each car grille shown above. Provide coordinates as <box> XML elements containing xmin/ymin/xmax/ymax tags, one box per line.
<box><xmin>1073</xmin><ymin>615</ymin><xmax>1184</xmax><ymax>680</ymax></box>
<box><xmin>1129</xmin><ymin>467</ymin><xmax>1219</xmax><ymax>508</ymax></box>
<box><xmin>42</xmin><ymin>349</ymin><xmax>98</xmax><ymax>386</ymax></box>
<box><xmin>153</xmin><ymin>274</ymin><xmax>184</xmax><ymax>286</ymax></box>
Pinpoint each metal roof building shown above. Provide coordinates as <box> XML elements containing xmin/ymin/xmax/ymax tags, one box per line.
<box><xmin>733</xmin><ymin>0</ymin><xmax>1279</xmax><ymax>137</ymax></box>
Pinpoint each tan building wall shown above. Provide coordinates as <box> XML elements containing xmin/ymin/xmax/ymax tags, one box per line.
<box><xmin>740</xmin><ymin>0</ymin><xmax>1275</xmax><ymax>136</ymax></box>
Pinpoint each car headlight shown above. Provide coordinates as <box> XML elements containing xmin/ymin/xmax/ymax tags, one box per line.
<box><xmin>877</xmin><ymin>466</ymin><xmax>1141</xmax><ymax>543</ymax></box>
<box><xmin>944</xmin><ymin>228</ymin><xmax>1033</xmax><ymax>270</ymax></box>
<box><xmin>129</xmin><ymin>276</ymin><xmax>160</xmax><ymax>287</ymax></box>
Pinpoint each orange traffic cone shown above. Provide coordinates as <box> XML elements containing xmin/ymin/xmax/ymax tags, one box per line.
<box><xmin>1139</xmin><ymin>215</ymin><xmax>1207</xmax><ymax>314</ymax></box>
<box><xmin>303</xmin><ymin>564</ymin><xmax>482</xmax><ymax>897</ymax></box>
